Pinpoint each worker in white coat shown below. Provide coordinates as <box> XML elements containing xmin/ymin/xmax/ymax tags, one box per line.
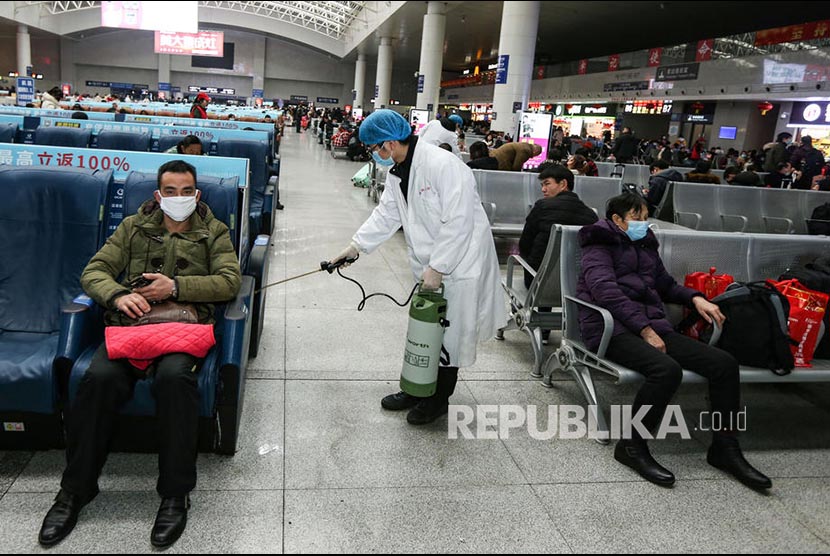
<box><xmin>330</xmin><ymin>109</ymin><xmax>506</xmax><ymax>425</ymax></box>
<box><xmin>418</xmin><ymin>116</ymin><xmax>462</xmax><ymax>158</ymax></box>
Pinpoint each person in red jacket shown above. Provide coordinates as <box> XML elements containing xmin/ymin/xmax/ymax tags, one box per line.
<box><xmin>190</xmin><ymin>92</ymin><xmax>210</xmax><ymax>119</ymax></box>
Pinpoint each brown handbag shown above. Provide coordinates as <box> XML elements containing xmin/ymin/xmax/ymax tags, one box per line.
<box><xmin>131</xmin><ymin>300</ymin><xmax>199</xmax><ymax>326</ymax></box>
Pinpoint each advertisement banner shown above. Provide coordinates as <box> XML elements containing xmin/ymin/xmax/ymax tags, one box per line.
<box><xmin>608</xmin><ymin>54</ymin><xmax>620</xmax><ymax>72</ymax></box>
<box><xmin>517</xmin><ymin>111</ymin><xmax>553</xmax><ymax>170</ymax></box>
<box><xmin>696</xmin><ymin>39</ymin><xmax>714</xmax><ymax>62</ymax></box>
<box><xmin>410</xmin><ymin>109</ymin><xmax>430</xmax><ymax>135</ymax></box>
<box><xmin>648</xmin><ymin>48</ymin><xmax>662</xmax><ymax>67</ymax></box>
<box><xmin>155</xmin><ymin>31</ymin><xmax>224</xmax><ymax>57</ymax></box>
<box><xmin>496</xmin><ymin>55</ymin><xmax>510</xmax><ymax>85</ymax></box>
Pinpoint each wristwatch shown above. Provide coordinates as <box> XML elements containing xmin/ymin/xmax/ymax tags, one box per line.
<box><xmin>170</xmin><ymin>279</ymin><xmax>178</xmax><ymax>300</ymax></box>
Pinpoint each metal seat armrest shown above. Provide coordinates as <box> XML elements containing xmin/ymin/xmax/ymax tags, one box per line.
<box><xmin>762</xmin><ymin>215</ymin><xmax>794</xmax><ymax>234</ymax></box>
<box><xmin>720</xmin><ymin>214</ymin><xmax>748</xmax><ymax>233</ymax></box>
<box><xmin>675</xmin><ymin>211</ymin><xmax>702</xmax><ymax>229</ymax></box>
<box><xmin>506</xmin><ymin>254</ymin><xmax>536</xmax><ymax>290</ymax></box>
<box><xmin>564</xmin><ymin>295</ymin><xmax>614</xmax><ymax>358</ymax></box>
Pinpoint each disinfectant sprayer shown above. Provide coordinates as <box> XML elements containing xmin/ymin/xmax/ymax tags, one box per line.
<box><xmin>399</xmin><ymin>284</ymin><xmax>450</xmax><ymax>397</ymax></box>
<box><xmin>256</xmin><ymin>256</ymin><xmax>449</xmax><ymax>397</ymax></box>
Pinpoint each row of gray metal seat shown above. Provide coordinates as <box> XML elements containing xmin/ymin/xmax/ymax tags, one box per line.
<box><xmin>472</xmin><ymin>169</ymin><xmax>623</xmax><ymax>236</ymax></box>
<box><xmin>669</xmin><ymin>181</ymin><xmax>830</xmax><ymax>234</ymax></box>
<box><xmin>536</xmin><ymin>225</ymin><xmax>830</xmax><ymax>438</ymax></box>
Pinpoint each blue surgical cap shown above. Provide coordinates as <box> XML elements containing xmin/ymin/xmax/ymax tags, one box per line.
<box><xmin>449</xmin><ymin>114</ymin><xmax>463</xmax><ymax>127</ymax></box>
<box><xmin>359</xmin><ymin>109</ymin><xmax>412</xmax><ymax>145</ymax></box>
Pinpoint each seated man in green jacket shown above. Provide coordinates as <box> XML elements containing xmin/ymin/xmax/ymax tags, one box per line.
<box><xmin>39</xmin><ymin>160</ymin><xmax>242</xmax><ymax>549</ymax></box>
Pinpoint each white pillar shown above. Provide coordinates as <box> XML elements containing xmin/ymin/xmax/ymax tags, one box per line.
<box><xmin>374</xmin><ymin>37</ymin><xmax>393</xmax><ymax>110</ymax></box>
<box><xmin>491</xmin><ymin>1</ymin><xmax>540</xmax><ymax>133</ymax></box>
<box><xmin>17</xmin><ymin>24</ymin><xmax>32</xmax><ymax>76</ymax></box>
<box><xmin>354</xmin><ymin>53</ymin><xmax>367</xmax><ymax>109</ymax></box>
<box><xmin>415</xmin><ymin>1</ymin><xmax>446</xmax><ymax>114</ymax></box>
<box><xmin>252</xmin><ymin>35</ymin><xmax>266</xmax><ymax>97</ymax></box>
<box><xmin>158</xmin><ymin>54</ymin><xmax>171</xmax><ymax>87</ymax></box>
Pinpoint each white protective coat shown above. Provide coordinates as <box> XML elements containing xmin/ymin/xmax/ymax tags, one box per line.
<box><xmin>417</xmin><ymin>120</ymin><xmax>462</xmax><ymax>158</ymax></box>
<box><xmin>352</xmin><ymin>141</ymin><xmax>507</xmax><ymax>367</ymax></box>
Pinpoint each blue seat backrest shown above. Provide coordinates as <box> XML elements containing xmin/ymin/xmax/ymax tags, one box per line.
<box><xmin>216</xmin><ymin>139</ymin><xmax>267</xmax><ymax>211</ymax></box>
<box><xmin>157</xmin><ymin>134</ymin><xmax>182</xmax><ymax>153</ymax></box>
<box><xmin>96</xmin><ymin>130</ymin><xmax>151</xmax><ymax>152</ymax></box>
<box><xmin>34</xmin><ymin>127</ymin><xmax>92</xmax><ymax>148</ymax></box>
<box><xmin>0</xmin><ymin>122</ymin><xmax>16</xmax><ymax>143</ymax></box>
<box><xmin>121</xmin><ymin>171</ymin><xmax>239</xmax><ymax>249</ymax></box>
<box><xmin>0</xmin><ymin>166</ymin><xmax>110</xmax><ymax>333</ymax></box>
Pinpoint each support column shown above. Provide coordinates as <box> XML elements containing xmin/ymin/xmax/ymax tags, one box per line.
<box><xmin>491</xmin><ymin>1</ymin><xmax>540</xmax><ymax>133</ymax></box>
<box><xmin>17</xmin><ymin>24</ymin><xmax>32</xmax><ymax>76</ymax></box>
<box><xmin>415</xmin><ymin>1</ymin><xmax>446</xmax><ymax>114</ymax></box>
<box><xmin>354</xmin><ymin>53</ymin><xmax>367</xmax><ymax>110</ymax></box>
<box><xmin>60</xmin><ymin>38</ymin><xmax>76</xmax><ymax>92</ymax></box>
<box><xmin>374</xmin><ymin>37</ymin><xmax>393</xmax><ymax>110</ymax></box>
<box><xmin>158</xmin><ymin>53</ymin><xmax>171</xmax><ymax>99</ymax></box>
<box><xmin>252</xmin><ymin>35</ymin><xmax>266</xmax><ymax>99</ymax></box>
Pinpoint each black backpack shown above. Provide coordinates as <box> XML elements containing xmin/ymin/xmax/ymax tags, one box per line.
<box><xmin>677</xmin><ymin>282</ymin><xmax>796</xmax><ymax>375</ymax></box>
<box><xmin>780</xmin><ymin>257</ymin><xmax>830</xmax><ymax>358</ymax></box>
<box><xmin>807</xmin><ymin>203</ymin><xmax>830</xmax><ymax>235</ymax></box>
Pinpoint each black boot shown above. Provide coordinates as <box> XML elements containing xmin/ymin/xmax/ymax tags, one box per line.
<box><xmin>151</xmin><ymin>495</ymin><xmax>190</xmax><ymax>548</ymax></box>
<box><xmin>708</xmin><ymin>434</ymin><xmax>772</xmax><ymax>490</ymax></box>
<box><xmin>38</xmin><ymin>490</ymin><xmax>87</xmax><ymax>547</ymax></box>
<box><xmin>407</xmin><ymin>368</ymin><xmax>459</xmax><ymax>426</ymax></box>
<box><xmin>381</xmin><ymin>391</ymin><xmax>420</xmax><ymax>411</ymax></box>
<box><xmin>614</xmin><ymin>439</ymin><xmax>676</xmax><ymax>487</ymax></box>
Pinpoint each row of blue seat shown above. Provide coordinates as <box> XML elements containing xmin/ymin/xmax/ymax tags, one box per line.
<box><xmin>0</xmin><ymin>165</ymin><xmax>265</xmax><ymax>453</ymax></box>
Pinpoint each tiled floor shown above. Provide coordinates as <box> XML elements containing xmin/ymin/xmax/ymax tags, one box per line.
<box><xmin>2</xmin><ymin>129</ymin><xmax>830</xmax><ymax>553</ymax></box>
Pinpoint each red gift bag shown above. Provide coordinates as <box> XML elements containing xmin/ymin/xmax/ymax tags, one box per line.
<box><xmin>684</xmin><ymin>267</ymin><xmax>734</xmax><ymax>299</ymax></box>
<box><xmin>682</xmin><ymin>268</ymin><xmax>735</xmax><ymax>340</ymax></box>
<box><xmin>772</xmin><ymin>279</ymin><xmax>829</xmax><ymax>368</ymax></box>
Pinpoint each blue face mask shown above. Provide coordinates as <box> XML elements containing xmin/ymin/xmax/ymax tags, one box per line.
<box><xmin>372</xmin><ymin>145</ymin><xmax>394</xmax><ymax>167</ymax></box>
<box><xmin>625</xmin><ymin>220</ymin><xmax>649</xmax><ymax>242</ymax></box>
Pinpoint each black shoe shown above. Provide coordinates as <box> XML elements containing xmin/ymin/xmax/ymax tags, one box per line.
<box><xmin>39</xmin><ymin>490</ymin><xmax>85</xmax><ymax>547</ymax></box>
<box><xmin>707</xmin><ymin>435</ymin><xmax>772</xmax><ymax>490</ymax></box>
<box><xmin>150</xmin><ymin>495</ymin><xmax>190</xmax><ymax>548</ymax></box>
<box><xmin>381</xmin><ymin>391</ymin><xmax>420</xmax><ymax>411</ymax></box>
<box><xmin>614</xmin><ymin>440</ymin><xmax>676</xmax><ymax>487</ymax></box>
<box><xmin>275</xmin><ymin>202</ymin><xmax>285</xmax><ymax>210</ymax></box>
<box><xmin>406</xmin><ymin>398</ymin><xmax>449</xmax><ymax>425</ymax></box>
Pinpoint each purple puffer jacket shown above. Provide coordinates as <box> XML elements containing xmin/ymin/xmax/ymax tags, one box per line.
<box><xmin>576</xmin><ymin>219</ymin><xmax>702</xmax><ymax>352</ymax></box>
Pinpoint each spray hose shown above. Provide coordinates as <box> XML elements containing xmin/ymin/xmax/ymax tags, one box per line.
<box><xmin>322</xmin><ymin>254</ymin><xmax>420</xmax><ymax>312</ymax></box>
<box><xmin>256</xmin><ymin>253</ymin><xmax>419</xmax><ymax>311</ymax></box>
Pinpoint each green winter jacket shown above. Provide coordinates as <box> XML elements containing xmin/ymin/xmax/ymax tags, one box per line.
<box><xmin>81</xmin><ymin>199</ymin><xmax>242</xmax><ymax>326</ymax></box>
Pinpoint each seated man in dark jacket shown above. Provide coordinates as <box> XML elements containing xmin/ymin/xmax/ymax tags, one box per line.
<box><xmin>519</xmin><ymin>165</ymin><xmax>598</xmax><ymax>289</ymax></box>
<box><xmin>644</xmin><ymin>160</ymin><xmax>683</xmax><ymax>216</ymax></box>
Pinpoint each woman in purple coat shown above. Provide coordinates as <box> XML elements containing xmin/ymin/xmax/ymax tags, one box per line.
<box><xmin>576</xmin><ymin>193</ymin><xmax>770</xmax><ymax>490</ymax></box>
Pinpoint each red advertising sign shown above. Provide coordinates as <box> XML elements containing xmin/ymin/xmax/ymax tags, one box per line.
<box><xmin>696</xmin><ymin>39</ymin><xmax>714</xmax><ymax>62</ymax></box>
<box><xmin>608</xmin><ymin>54</ymin><xmax>620</xmax><ymax>72</ymax></box>
<box><xmin>578</xmin><ymin>59</ymin><xmax>588</xmax><ymax>75</ymax></box>
<box><xmin>648</xmin><ymin>48</ymin><xmax>662</xmax><ymax>67</ymax></box>
<box><xmin>154</xmin><ymin>31</ymin><xmax>224</xmax><ymax>57</ymax></box>
<box><xmin>535</xmin><ymin>65</ymin><xmax>545</xmax><ymax>79</ymax></box>
<box><xmin>755</xmin><ymin>20</ymin><xmax>830</xmax><ymax>46</ymax></box>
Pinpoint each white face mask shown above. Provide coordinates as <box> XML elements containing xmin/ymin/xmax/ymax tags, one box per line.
<box><xmin>159</xmin><ymin>195</ymin><xmax>197</xmax><ymax>222</ymax></box>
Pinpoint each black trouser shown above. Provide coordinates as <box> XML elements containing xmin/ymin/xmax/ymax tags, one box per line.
<box><xmin>605</xmin><ymin>332</ymin><xmax>740</xmax><ymax>441</ymax></box>
<box><xmin>61</xmin><ymin>344</ymin><xmax>201</xmax><ymax>501</ymax></box>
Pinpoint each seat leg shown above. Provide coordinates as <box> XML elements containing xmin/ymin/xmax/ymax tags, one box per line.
<box><xmin>524</xmin><ymin>327</ymin><xmax>544</xmax><ymax>379</ymax></box>
<box><xmin>496</xmin><ymin>319</ymin><xmax>518</xmax><ymax>341</ymax></box>
<box><xmin>570</xmin><ymin>364</ymin><xmax>610</xmax><ymax>445</ymax></box>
